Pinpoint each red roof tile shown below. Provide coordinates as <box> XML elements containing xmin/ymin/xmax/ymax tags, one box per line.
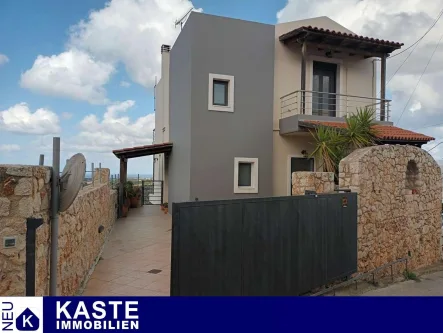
<box><xmin>300</xmin><ymin>121</ymin><xmax>434</xmax><ymax>142</ymax></box>
<box><xmin>296</xmin><ymin>26</ymin><xmax>403</xmax><ymax>48</ymax></box>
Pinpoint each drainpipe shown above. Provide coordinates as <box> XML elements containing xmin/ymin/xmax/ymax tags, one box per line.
<box><xmin>152</xmin><ymin>129</ymin><xmax>155</xmax><ymax>181</ymax></box>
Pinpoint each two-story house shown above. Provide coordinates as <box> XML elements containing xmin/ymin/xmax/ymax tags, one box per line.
<box><xmin>114</xmin><ymin>12</ymin><xmax>434</xmax><ymax>207</ymax></box>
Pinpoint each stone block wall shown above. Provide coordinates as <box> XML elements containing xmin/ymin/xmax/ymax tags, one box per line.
<box><xmin>339</xmin><ymin>145</ymin><xmax>442</xmax><ymax>274</ymax></box>
<box><xmin>0</xmin><ymin>165</ymin><xmax>117</xmax><ymax>296</ymax></box>
<box><xmin>292</xmin><ymin>172</ymin><xmax>335</xmax><ymax>195</ymax></box>
<box><xmin>93</xmin><ymin>167</ymin><xmax>110</xmax><ymax>185</ymax></box>
<box><xmin>0</xmin><ymin>165</ymin><xmax>51</xmax><ymax>296</ymax></box>
<box><xmin>55</xmin><ymin>184</ymin><xmax>117</xmax><ymax>295</ymax></box>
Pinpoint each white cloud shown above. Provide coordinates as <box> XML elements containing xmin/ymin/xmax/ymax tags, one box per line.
<box><xmin>0</xmin><ymin>144</ymin><xmax>20</xmax><ymax>152</ymax></box>
<box><xmin>276</xmin><ymin>0</ymin><xmax>443</xmax><ymax>131</ymax></box>
<box><xmin>0</xmin><ymin>54</ymin><xmax>9</xmax><ymax>66</ymax></box>
<box><xmin>0</xmin><ymin>103</ymin><xmax>60</xmax><ymax>135</ymax></box>
<box><xmin>64</xmin><ymin>100</ymin><xmax>154</xmax><ymax>153</ymax></box>
<box><xmin>120</xmin><ymin>81</ymin><xmax>131</xmax><ymax>87</ymax></box>
<box><xmin>21</xmin><ymin>0</ymin><xmax>201</xmax><ymax>104</ymax></box>
<box><xmin>68</xmin><ymin>0</ymin><xmax>201</xmax><ymax>88</ymax></box>
<box><xmin>20</xmin><ymin>49</ymin><xmax>114</xmax><ymax>104</ymax></box>
<box><xmin>61</xmin><ymin>112</ymin><xmax>73</xmax><ymax>119</ymax></box>
<box><xmin>409</xmin><ymin>101</ymin><xmax>422</xmax><ymax>113</ymax></box>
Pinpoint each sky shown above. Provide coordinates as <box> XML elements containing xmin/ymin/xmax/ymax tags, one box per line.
<box><xmin>1</xmin><ymin>0</ymin><xmax>443</xmax><ymax>174</ymax></box>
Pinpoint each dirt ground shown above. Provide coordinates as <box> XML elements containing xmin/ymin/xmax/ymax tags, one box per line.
<box><xmin>362</xmin><ymin>270</ymin><xmax>443</xmax><ymax>296</ymax></box>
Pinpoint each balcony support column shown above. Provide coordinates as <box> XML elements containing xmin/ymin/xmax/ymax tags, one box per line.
<box><xmin>301</xmin><ymin>42</ymin><xmax>307</xmax><ymax>114</ymax></box>
<box><xmin>380</xmin><ymin>54</ymin><xmax>387</xmax><ymax>121</ymax></box>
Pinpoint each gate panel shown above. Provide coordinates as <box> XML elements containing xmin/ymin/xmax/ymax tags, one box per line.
<box><xmin>171</xmin><ymin>193</ymin><xmax>357</xmax><ymax>296</ymax></box>
<box><xmin>325</xmin><ymin>194</ymin><xmax>358</xmax><ymax>281</ymax></box>
<box><xmin>142</xmin><ymin>180</ymin><xmax>163</xmax><ymax>205</ymax></box>
<box><xmin>173</xmin><ymin>202</ymin><xmax>243</xmax><ymax>296</ymax></box>
<box><xmin>297</xmin><ymin>196</ymin><xmax>328</xmax><ymax>294</ymax></box>
<box><xmin>242</xmin><ymin>199</ymin><xmax>299</xmax><ymax>296</ymax></box>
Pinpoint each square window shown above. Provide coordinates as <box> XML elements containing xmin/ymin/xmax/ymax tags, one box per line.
<box><xmin>213</xmin><ymin>80</ymin><xmax>229</xmax><ymax>106</ymax></box>
<box><xmin>234</xmin><ymin>158</ymin><xmax>258</xmax><ymax>194</ymax></box>
<box><xmin>208</xmin><ymin>74</ymin><xmax>234</xmax><ymax>112</ymax></box>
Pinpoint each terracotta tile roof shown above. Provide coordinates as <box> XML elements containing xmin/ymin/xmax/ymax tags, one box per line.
<box><xmin>299</xmin><ymin>121</ymin><xmax>434</xmax><ymax>142</ymax></box>
<box><xmin>295</xmin><ymin>26</ymin><xmax>403</xmax><ymax>48</ymax></box>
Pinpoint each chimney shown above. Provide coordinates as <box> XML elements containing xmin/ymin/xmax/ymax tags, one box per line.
<box><xmin>161</xmin><ymin>44</ymin><xmax>171</xmax><ymax>54</ymax></box>
<box><xmin>161</xmin><ymin>44</ymin><xmax>170</xmax><ymax>78</ymax></box>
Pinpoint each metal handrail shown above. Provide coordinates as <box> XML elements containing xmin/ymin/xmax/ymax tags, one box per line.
<box><xmin>294</xmin><ymin>90</ymin><xmax>392</xmax><ymax>103</ymax></box>
<box><xmin>280</xmin><ymin>90</ymin><xmax>391</xmax><ymax>121</ymax></box>
<box><xmin>311</xmin><ymin>257</ymin><xmax>408</xmax><ymax>296</ymax></box>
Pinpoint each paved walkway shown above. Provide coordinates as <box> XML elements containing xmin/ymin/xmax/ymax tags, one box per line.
<box><xmin>363</xmin><ymin>270</ymin><xmax>443</xmax><ymax>296</ymax></box>
<box><xmin>82</xmin><ymin>206</ymin><xmax>171</xmax><ymax>296</ymax></box>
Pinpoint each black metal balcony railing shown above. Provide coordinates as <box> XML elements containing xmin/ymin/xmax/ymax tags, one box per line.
<box><xmin>280</xmin><ymin>90</ymin><xmax>391</xmax><ymax>121</ymax></box>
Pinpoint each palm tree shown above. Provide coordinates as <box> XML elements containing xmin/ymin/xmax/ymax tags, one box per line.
<box><xmin>310</xmin><ymin>107</ymin><xmax>378</xmax><ymax>177</ymax></box>
<box><xmin>343</xmin><ymin>107</ymin><xmax>378</xmax><ymax>149</ymax></box>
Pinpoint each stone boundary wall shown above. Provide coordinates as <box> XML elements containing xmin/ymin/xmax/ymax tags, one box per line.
<box><xmin>53</xmin><ymin>184</ymin><xmax>117</xmax><ymax>296</ymax></box>
<box><xmin>290</xmin><ymin>146</ymin><xmax>442</xmax><ymax>276</ymax></box>
<box><xmin>339</xmin><ymin>145</ymin><xmax>442</xmax><ymax>275</ymax></box>
<box><xmin>292</xmin><ymin>172</ymin><xmax>335</xmax><ymax>195</ymax></box>
<box><xmin>93</xmin><ymin>167</ymin><xmax>110</xmax><ymax>186</ymax></box>
<box><xmin>0</xmin><ymin>165</ymin><xmax>117</xmax><ymax>296</ymax></box>
<box><xmin>0</xmin><ymin>165</ymin><xmax>51</xmax><ymax>296</ymax></box>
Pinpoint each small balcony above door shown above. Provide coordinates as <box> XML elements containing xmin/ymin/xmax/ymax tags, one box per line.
<box><xmin>278</xmin><ymin>25</ymin><xmax>403</xmax><ymax>135</ymax></box>
<box><xmin>279</xmin><ymin>90</ymin><xmax>392</xmax><ymax>134</ymax></box>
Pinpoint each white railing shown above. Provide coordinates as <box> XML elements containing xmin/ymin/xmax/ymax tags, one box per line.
<box><xmin>280</xmin><ymin>90</ymin><xmax>391</xmax><ymax>121</ymax></box>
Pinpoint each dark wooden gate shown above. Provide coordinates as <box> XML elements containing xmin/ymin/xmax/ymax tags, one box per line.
<box><xmin>171</xmin><ymin>192</ymin><xmax>357</xmax><ymax>296</ymax></box>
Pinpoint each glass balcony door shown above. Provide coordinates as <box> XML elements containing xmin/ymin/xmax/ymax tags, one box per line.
<box><xmin>312</xmin><ymin>61</ymin><xmax>337</xmax><ymax>117</ymax></box>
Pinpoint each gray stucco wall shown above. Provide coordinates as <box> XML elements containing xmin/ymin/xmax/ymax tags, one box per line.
<box><xmin>188</xmin><ymin>13</ymin><xmax>275</xmax><ymax>201</ymax></box>
<box><xmin>168</xmin><ymin>19</ymin><xmax>193</xmax><ymax>204</ymax></box>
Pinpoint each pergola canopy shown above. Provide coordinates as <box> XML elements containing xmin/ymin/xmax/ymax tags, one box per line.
<box><xmin>279</xmin><ymin>26</ymin><xmax>404</xmax><ymax>57</ymax></box>
<box><xmin>113</xmin><ymin>142</ymin><xmax>172</xmax><ymax>217</ymax></box>
<box><xmin>113</xmin><ymin>142</ymin><xmax>173</xmax><ymax>159</ymax></box>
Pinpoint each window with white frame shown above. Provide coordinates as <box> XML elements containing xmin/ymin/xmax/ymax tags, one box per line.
<box><xmin>208</xmin><ymin>73</ymin><xmax>234</xmax><ymax>112</ymax></box>
<box><xmin>234</xmin><ymin>158</ymin><xmax>258</xmax><ymax>194</ymax></box>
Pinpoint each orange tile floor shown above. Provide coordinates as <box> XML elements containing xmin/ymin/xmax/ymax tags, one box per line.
<box><xmin>82</xmin><ymin>206</ymin><xmax>171</xmax><ymax>296</ymax></box>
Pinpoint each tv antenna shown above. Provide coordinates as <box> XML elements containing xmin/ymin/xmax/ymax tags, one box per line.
<box><xmin>175</xmin><ymin>7</ymin><xmax>194</xmax><ymax>30</ymax></box>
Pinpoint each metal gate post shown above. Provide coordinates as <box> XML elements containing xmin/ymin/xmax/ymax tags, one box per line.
<box><xmin>26</xmin><ymin>218</ymin><xmax>43</xmax><ymax>296</ymax></box>
<box><xmin>160</xmin><ymin>180</ymin><xmax>164</xmax><ymax>205</ymax></box>
<box><xmin>142</xmin><ymin>180</ymin><xmax>145</xmax><ymax>205</ymax></box>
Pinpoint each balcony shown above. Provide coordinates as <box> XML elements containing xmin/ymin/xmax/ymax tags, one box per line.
<box><xmin>279</xmin><ymin>90</ymin><xmax>392</xmax><ymax>135</ymax></box>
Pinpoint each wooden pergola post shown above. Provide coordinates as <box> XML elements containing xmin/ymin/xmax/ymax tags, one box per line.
<box><xmin>119</xmin><ymin>157</ymin><xmax>127</xmax><ymax>217</ymax></box>
<box><xmin>380</xmin><ymin>54</ymin><xmax>387</xmax><ymax>121</ymax></box>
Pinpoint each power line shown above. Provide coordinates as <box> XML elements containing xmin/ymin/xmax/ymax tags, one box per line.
<box><xmin>381</xmin><ymin>7</ymin><xmax>443</xmax><ymax>92</ymax></box>
<box><xmin>389</xmin><ymin>8</ymin><xmax>443</xmax><ymax>59</ymax></box>
<box><xmin>385</xmin><ymin>40</ymin><xmax>421</xmax><ymax>87</ymax></box>
<box><xmin>396</xmin><ymin>32</ymin><xmax>443</xmax><ymax>125</ymax></box>
<box><xmin>427</xmin><ymin>141</ymin><xmax>443</xmax><ymax>152</ymax></box>
<box><xmin>411</xmin><ymin>121</ymin><xmax>443</xmax><ymax>131</ymax></box>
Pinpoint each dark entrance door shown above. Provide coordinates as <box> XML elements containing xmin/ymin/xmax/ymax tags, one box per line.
<box><xmin>312</xmin><ymin>61</ymin><xmax>337</xmax><ymax>117</ymax></box>
<box><xmin>290</xmin><ymin>157</ymin><xmax>314</xmax><ymax>195</ymax></box>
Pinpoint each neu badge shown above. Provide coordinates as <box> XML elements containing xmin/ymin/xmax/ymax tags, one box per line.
<box><xmin>1</xmin><ymin>302</ymin><xmax>40</xmax><ymax>332</ymax></box>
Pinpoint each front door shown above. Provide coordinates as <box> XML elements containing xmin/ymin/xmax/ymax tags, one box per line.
<box><xmin>290</xmin><ymin>157</ymin><xmax>314</xmax><ymax>195</ymax></box>
<box><xmin>312</xmin><ymin>61</ymin><xmax>337</xmax><ymax>117</ymax></box>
